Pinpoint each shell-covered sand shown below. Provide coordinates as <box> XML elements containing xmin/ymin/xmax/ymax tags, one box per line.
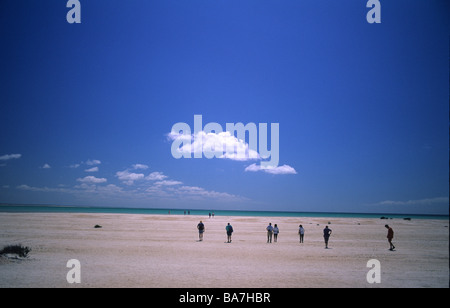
<box><xmin>0</xmin><ymin>213</ymin><xmax>448</xmax><ymax>288</ymax></box>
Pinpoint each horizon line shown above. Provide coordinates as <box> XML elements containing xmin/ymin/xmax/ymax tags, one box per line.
<box><xmin>1</xmin><ymin>203</ymin><xmax>448</xmax><ymax>218</ymax></box>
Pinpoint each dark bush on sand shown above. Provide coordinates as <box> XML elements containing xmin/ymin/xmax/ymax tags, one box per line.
<box><xmin>0</xmin><ymin>244</ymin><xmax>31</xmax><ymax>258</ymax></box>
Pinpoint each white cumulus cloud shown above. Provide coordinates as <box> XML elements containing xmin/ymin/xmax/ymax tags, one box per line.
<box><xmin>116</xmin><ymin>170</ymin><xmax>145</xmax><ymax>185</ymax></box>
<box><xmin>146</xmin><ymin>172</ymin><xmax>168</xmax><ymax>181</ymax></box>
<box><xmin>168</xmin><ymin>131</ymin><xmax>260</xmax><ymax>161</ymax></box>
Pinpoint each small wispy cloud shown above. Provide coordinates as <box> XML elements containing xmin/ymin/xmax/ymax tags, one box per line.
<box><xmin>77</xmin><ymin>176</ymin><xmax>107</xmax><ymax>184</ymax></box>
<box><xmin>375</xmin><ymin>197</ymin><xmax>449</xmax><ymax>206</ymax></box>
<box><xmin>132</xmin><ymin>164</ymin><xmax>149</xmax><ymax>170</ymax></box>
<box><xmin>116</xmin><ymin>165</ymin><xmax>169</xmax><ymax>185</ymax></box>
<box><xmin>175</xmin><ymin>185</ymin><xmax>246</xmax><ymax>201</ymax></box>
<box><xmin>41</xmin><ymin>163</ymin><xmax>51</xmax><ymax>169</ymax></box>
<box><xmin>17</xmin><ymin>184</ymin><xmax>72</xmax><ymax>193</ymax></box>
<box><xmin>85</xmin><ymin>167</ymin><xmax>99</xmax><ymax>172</ymax></box>
<box><xmin>245</xmin><ymin>163</ymin><xmax>297</xmax><ymax>175</ymax></box>
<box><xmin>0</xmin><ymin>154</ymin><xmax>22</xmax><ymax>161</ymax></box>
<box><xmin>154</xmin><ymin>180</ymin><xmax>183</xmax><ymax>186</ymax></box>
<box><xmin>0</xmin><ymin>154</ymin><xmax>22</xmax><ymax>167</ymax></box>
<box><xmin>86</xmin><ymin>159</ymin><xmax>101</xmax><ymax>166</ymax></box>
<box><xmin>146</xmin><ymin>172</ymin><xmax>168</xmax><ymax>181</ymax></box>
<box><xmin>69</xmin><ymin>159</ymin><xmax>101</xmax><ymax>169</ymax></box>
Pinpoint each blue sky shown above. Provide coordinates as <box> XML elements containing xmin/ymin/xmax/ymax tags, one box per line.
<box><xmin>0</xmin><ymin>0</ymin><xmax>449</xmax><ymax>214</ymax></box>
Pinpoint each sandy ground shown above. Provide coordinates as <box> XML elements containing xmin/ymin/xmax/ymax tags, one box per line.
<box><xmin>0</xmin><ymin>213</ymin><xmax>448</xmax><ymax>288</ymax></box>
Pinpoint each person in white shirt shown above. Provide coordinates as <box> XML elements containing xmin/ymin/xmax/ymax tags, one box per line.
<box><xmin>273</xmin><ymin>224</ymin><xmax>279</xmax><ymax>242</ymax></box>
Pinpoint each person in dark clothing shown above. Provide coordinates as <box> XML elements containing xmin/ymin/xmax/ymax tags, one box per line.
<box><xmin>385</xmin><ymin>224</ymin><xmax>395</xmax><ymax>251</ymax></box>
<box><xmin>226</xmin><ymin>223</ymin><xmax>234</xmax><ymax>243</ymax></box>
<box><xmin>323</xmin><ymin>226</ymin><xmax>332</xmax><ymax>249</ymax></box>
<box><xmin>197</xmin><ymin>221</ymin><xmax>205</xmax><ymax>241</ymax></box>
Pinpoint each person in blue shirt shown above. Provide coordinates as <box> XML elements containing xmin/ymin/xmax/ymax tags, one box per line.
<box><xmin>266</xmin><ymin>223</ymin><xmax>274</xmax><ymax>243</ymax></box>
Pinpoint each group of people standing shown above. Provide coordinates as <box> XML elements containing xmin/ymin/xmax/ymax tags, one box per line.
<box><xmin>197</xmin><ymin>221</ymin><xmax>341</xmax><ymax>249</ymax></box>
<box><xmin>197</xmin><ymin>221</ymin><xmax>396</xmax><ymax>250</ymax></box>
<box><xmin>263</xmin><ymin>222</ymin><xmax>333</xmax><ymax>248</ymax></box>
<box><xmin>265</xmin><ymin>223</ymin><xmax>279</xmax><ymax>243</ymax></box>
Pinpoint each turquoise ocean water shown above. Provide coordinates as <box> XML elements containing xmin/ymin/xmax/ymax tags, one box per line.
<box><xmin>0</xmin><ymin>204</ymin><xmax>448</xmax><ymax>220</ymax></box>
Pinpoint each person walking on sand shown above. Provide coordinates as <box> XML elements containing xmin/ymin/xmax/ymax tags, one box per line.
<box><xmin>298</xmin><ymin>225</ymin><xmax>305</xmax><ymax>243</ymax></box>
<box><xmin>226</xmin><ymin>223</ymin><xmax>234</xmax><ymax>243</ymax></box>
<box><xmin>273</xmin><ymin>224</ymin><xmax>279</xmax><ymax>242</ymax></box>
<box><xmin>323</xmin><ymin>225</ymin><xmax>332</xmax><ymax>249</ymax></box>
<box><xmin>197</xmin><ymin>221</ymin><xmax>205</xmax><ymax>241</ymax></box>
<box><xmin>266</xmin><ymin>223</ymin><xmax>274</xmax><ymax>243</ymax></box>
<box><xmin>385</xmin><ymin>224</ymin><xmax>395</xmax><ymax>251</ymax></box>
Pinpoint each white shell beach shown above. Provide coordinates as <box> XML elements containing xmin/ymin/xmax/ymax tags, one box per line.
<box><xmin>0</xmin><ymin>213</ymin><xmax>448</xmax><ymax>288</ymax></box>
